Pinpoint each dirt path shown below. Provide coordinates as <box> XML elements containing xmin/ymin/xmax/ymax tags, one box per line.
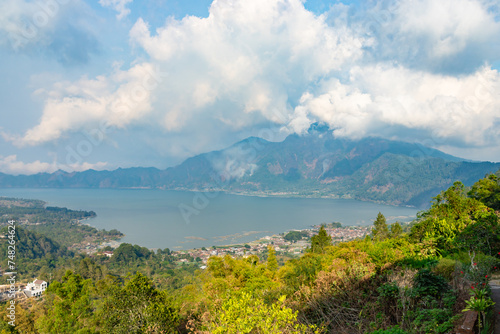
<box><xmin>489</xmin><ymin>275</ymin><xmax>500</xmax><ymax>334</ymax></box>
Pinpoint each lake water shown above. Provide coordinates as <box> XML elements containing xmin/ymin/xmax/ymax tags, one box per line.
<box><xmin>0</xmin><ymin>188</ymin><xmax>419</xmax><ymax>250</ymax></box>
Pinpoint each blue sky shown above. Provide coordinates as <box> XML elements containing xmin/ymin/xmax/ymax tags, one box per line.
<box><xmin>0</xmin><ymin>0</ymin><xmax>499</xmax><ymax>174</ymax></box>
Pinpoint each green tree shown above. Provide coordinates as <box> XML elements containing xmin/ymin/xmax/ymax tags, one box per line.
<box><xmin>284</xmin><ymin>231</ymin><xmax>307</xmax><ymax>243</ymax></box>
<box><xmin>468</xmin><ymin>173</ymin><xmax>500</xmax><ymax>211</ymax></box>
<box><xmin>372</xmin><ymin>212</ymin><xmax>389</xmax><ymax>241</ymax></box>
<box><xmin>35</xmin><ymin>271</ymin><xmax>95</xmax><ymax>334</ymax></box>
<box><xmin>77</xmin><ymin>258</ymin><xmax>104</xmax><ymax>281</ymax></box>
<box><xmin>454</xmin><ymin>215</ymin><xmax>500</xmax><ymax>268</ymax></box>
<box><xmin>410</xmin><ymin>181</ymin><xmax>494</xmax><ymax>253</ymax></box>
<box><xmin>0</xmin><ymin>321</ymin><xmax>18</xmax><ymax>334</ymax></box>
<box><xmin>280</xmin><ymin>253</ymin><xmax>323</xmax><ymax>289</ymax></box>
<box><xmin>267</xmin><ymin>245</ymin><xmax>278</xmax><ymax>272</ymax></box>
<box><xmin>310</xmin><ymin>225</ymin><xmax>332</xmax><ymax>254</ymax></box>
<box><xmin>98</xmin><ymin>272</ymin><xmax>179</xmax><ymax>333</ymax></box>
<box><xmin>390</xmin><ymin>222</ymin><xmax>403</xmax><ymax>238</ymax></box>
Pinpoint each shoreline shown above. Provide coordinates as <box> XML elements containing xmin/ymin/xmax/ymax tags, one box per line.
<box><xmin>0</xmin><ymin>187</ymin><xmax>418</xmax><ymax>209</ymax></box>
<box><xmin>167</xmin><ymin>187</ymin><xmax>418</xmax><ymax>208</ymax></box>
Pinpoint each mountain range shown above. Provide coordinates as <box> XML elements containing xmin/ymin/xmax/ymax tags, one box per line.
<box><xmin>2</xmin><ymin>124</ymin><xmax>499</xmax><ymax>208</ymax></box>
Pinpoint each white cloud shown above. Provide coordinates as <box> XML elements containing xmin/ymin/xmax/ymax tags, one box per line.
<box><xmin>291</xmin><ymin>65</ymin><xmax>500</xmax><ymax>146</ymax></box>
<box><xmin>14</xmin><ymin>62</ymin><xmax>158</xmax><ymax>146</ymax></box>
<box><xmin>395</xmin><ymin>0</ymin><xmax>496</xmax><ymax>56</ymax></box>
<box><xmin>0</xmin><ymin>155</ymin><xmax>108</xmax><ymax>175</ymax></box>
<box><xmin>360</xmin><ymin>0</ymin><xmax>500</xmax><ymax>73</ymax></box>
<box><xmin>15</xmin><ymin>0</ymin><xmax>366</xmax><ymax>145</ymax></box>
<box><xmin>10</xmin><ymin>0</ymin><xmax>500</xmax><ymax>166</ymax></box>
<box><xmin>99</xmin><ymin>0</ymin><xmax>133</xmax><ymax>20</ymax></box>
<box><xmin>129</xmin><ymin>0</ymin><xmax>365</xmax><ymax>130</ymax></box>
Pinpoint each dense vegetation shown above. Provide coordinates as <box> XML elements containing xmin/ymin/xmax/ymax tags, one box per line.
<box><xmin>1</xmin><ymin>170</ymin><xmax>499</xmax><ymax>333</ymax></box>
<box><xmin>284</xmin><ymin>230</ymin><xmax>309</xmax><ymax>243</ymax></box>
<box><xmin>0</xmin><ymin>197</ymin><xmax>122</xmax><ymax>249</ymax></box>
<box><xmin>0</xmin><ymin>198</ymin><xmax>96</xmax><ymax>224</ymax></box>
<box><xmin>27</xmin><ymin>222</ymin><xmax>122</xmax><ymax>249</ymax></box>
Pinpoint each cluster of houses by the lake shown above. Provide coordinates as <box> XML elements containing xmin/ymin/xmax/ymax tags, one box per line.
<box><xmin>321</xmin><ymin>225</ymin><xmax>371</xmax><ymax>242</ymax></box>
<box><xmin>90</xmin><ymin>225</ymin><xmax>372</xmax><ymax>266</ymax></box>
<box><xmin>175</xmin><ymin>225</ymin><xmax>371</xmax><ymax>266</ymax></box>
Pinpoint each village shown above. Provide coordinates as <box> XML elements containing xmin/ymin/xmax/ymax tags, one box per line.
<box><xmin>174</xmin><ymin>224</ymin><xmax>372</xmax><ymax>266</ymax></box>
<box><xmin>88</xmin><ymin>224</ymin><xmax>372</xmax><ymax>267</ymax></box>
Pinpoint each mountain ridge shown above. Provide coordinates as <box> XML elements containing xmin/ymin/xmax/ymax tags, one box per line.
<box><xmin>1</xmin><ymin>129</ymin><xmax>499</xmax><ymax>208</ymax></box>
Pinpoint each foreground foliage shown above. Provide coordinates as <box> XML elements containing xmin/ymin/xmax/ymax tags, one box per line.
<box><xmin>1</xmin><ymin>171</ymin><xmax>500</xmax><ymax>333</ymax></box>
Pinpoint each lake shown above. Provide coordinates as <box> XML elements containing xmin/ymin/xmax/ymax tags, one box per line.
<box><xmin>0</xmin><ymin>188</ymin><xmax>419</xmax><ymax>250</ymax></box>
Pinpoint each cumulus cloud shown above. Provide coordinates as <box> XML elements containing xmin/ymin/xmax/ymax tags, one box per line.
<box><xmin>290</xmin><ymin>65</ymin><xmax>500</xmax><ymax>146</ymax></box>
<box><xmin>99</xmin><ymin>0</ymin><xmax>133</xmax><ymax>20</ymax></box>
<box><xmin>13</xmin><ymin>62</ymin><xmax>159</xmax><ymax>146</ymax></box>
<box><xmin>129</xmin><ymin>0</ymin><xmax>365</xmax><ymax>130</ymax></box>
<box><xmin>359</xmin><ymin>0</ymin><xmax>500</xmax><ymax>74</ymax></box>
<box><xmin>0</xmin><ymin>155</ymin><xmax>108</xmax><ymax>175</ymax></box>
<box><xmin>11</xmin><ymin>0</ymin><xmax>500</xmax><ymax>165</ymax></box>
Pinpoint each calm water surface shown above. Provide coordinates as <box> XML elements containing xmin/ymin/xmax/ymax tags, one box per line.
<box><xmin>0</xmin><ymin>188</ymin><xmax>419</xmax><ymax>249</ymax></box>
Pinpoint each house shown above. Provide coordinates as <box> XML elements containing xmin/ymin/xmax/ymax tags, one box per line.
<box><xmin>23</xmin><ymin>279</ymin><xmax>47</xmax><ymax>298</ymax></box>
<box><xmin>103</xmin><ymin>251</ymin><xmax>114</xmax><ymax>258</ymax></box>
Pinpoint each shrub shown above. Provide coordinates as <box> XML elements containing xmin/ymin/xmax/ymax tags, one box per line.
<box><xmin>377</xmin><ymin>282</ymin><xmax>399</xmax><ymax>299</ymax></box>
<box><xmin>208</xmin><ymin>292</ymin><xmax>319</xmax><ymax>333</ymax></box>
<box><xmin>412</xmin><ymin>307</ymin><xmax>460</xmax><ymax>334</ymax></box>
<box><xmin>432</xmin><ymin>258</ymin><xmax>456</xmax><ymax>280</ymax></box>
<box><xmin>413</xmin><ymin>269</ymin><xmax>448</xmax><ymax>297</ymax></box>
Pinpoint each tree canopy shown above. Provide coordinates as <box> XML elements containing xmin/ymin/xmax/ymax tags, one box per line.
<box><xmin>372</xmin><ymin>212</ymin><xmax>389</xmax><ymax>241</ymax></box>
<box><xmin>310</xmin><ymin>225</ymin><xmax>332</xmax><ymax>254</ymax></box>
<box><xmin>469</xmin><ymin>172</ymin><xmax>500</xmax><ymax>211</ymax></box>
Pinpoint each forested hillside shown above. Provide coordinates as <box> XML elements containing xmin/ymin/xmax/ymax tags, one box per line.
<box><xmin>0</xmin><ymin>198</ymin><xmax>122</xmax><ymax>251</ymax></box>
<box><xmin>1</xmin><ymin>170</ymin><xmax>499</xmax><ymax>333</ymax></box>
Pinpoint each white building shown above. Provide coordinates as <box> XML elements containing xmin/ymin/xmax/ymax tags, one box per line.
<box><xmin>103</xmin><ymin>251</ymin><xmax>114</xmax><ymax>258</ymax></box>
<box><xmin>24</xmin><ymin>279</ymin><xmax>47</xmax><ymax>298</ymax></box>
